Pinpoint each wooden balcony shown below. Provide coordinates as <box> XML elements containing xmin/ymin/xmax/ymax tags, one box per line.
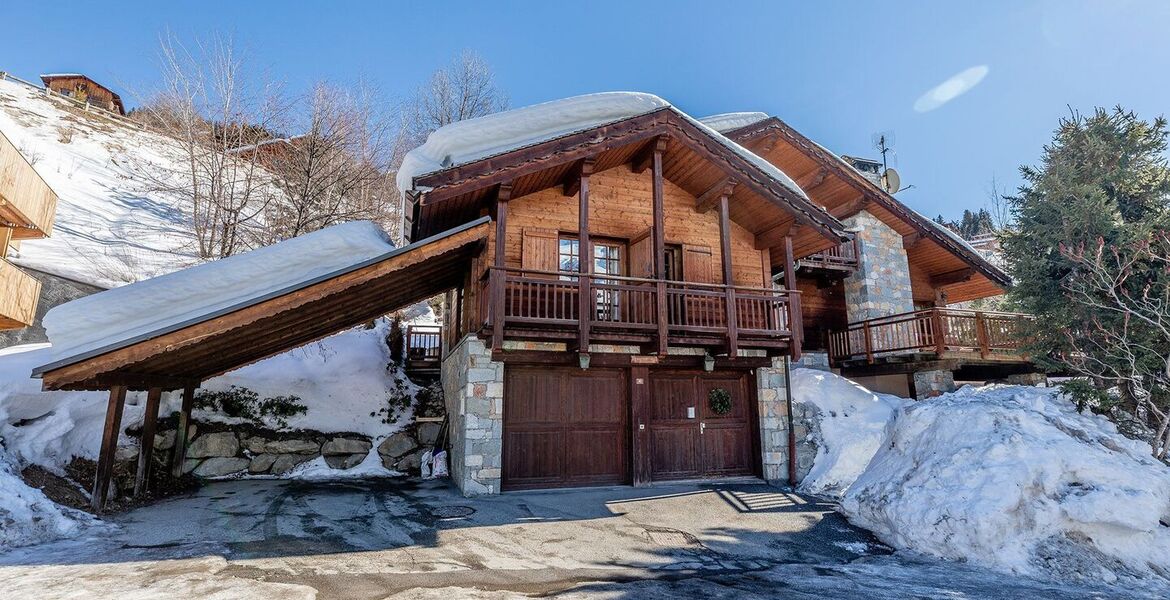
<box><xmin>828</xmin><ymin>308</ymin><xmax>1032</xmax><ymax>366</ymax></box>
<box><xmin>0</xmin><ymin>258</ymin><xmax>41</xmax><ymax>329</ymax></box>
<box><xmin>479</xmin><ymin>267</ymin><xmax>800</xmax><ymax>354</ymax></box>
<box><xmin>0</xmin><ymin>129</ymin><xmax>57</xmax><ymax>239</ymax></box>
<box><xmin>797</xmin><ymin>239</ymin><xmax>859</xmax><ymax>273</ymax></box>
<box><xmin>404</xmin><ymin>325</ymin><xmax>441</xmax><ymax>377</ymax></box>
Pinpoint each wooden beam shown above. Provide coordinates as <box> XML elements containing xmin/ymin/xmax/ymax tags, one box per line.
<box><xmin>92</xmin><ymin>386</ymin><xmax>127</xmax><ymax>512</ymax></box>
<box><xmin>134</xmin><ymin>387</ymin><xmax>162</xmax><ymax>497</ymax></box>
<box><xmin>171</xmin><ymin>384</ymin><xmax>196</xmax><ymax>477</ymax></box>
<box><xmin>631</xmin><ymin>136</ymin><xmax>668</xmax><ymax>174</ymax></box>
<box><xmin>932</xmin><ymin>267</ymin><xmax>976</xmax><ymax>287</ymax></box>
<box><xmin>795</xmin><ymin>168</ymin><xmax>828</xmax><ymax>192</ymax></box>
<box><xmin>577</xmin><ymin>158</ymin><xmax>595</xmax><ymax>354</ymax></box>
<box><xmin>755</xmin><ymin>222</ymin><xmax>801</xmax><ymax>250</ymax></box>
<box><xmin>493</xmin><ymin>188</ymin><xmax>509</xmax><ymax>349</ymax></box>
<box><xmin>695</xmin><ymin>178</ymin><xmax>737</xmax><ymax>213</ymax></box>
<box><xmin>652</xmin><ymin>144</ymin><xmax>668</xmax><ymax>355</ymax></box>
<box><xmin>719</xmin><ymin>194</ymin><xmax>738</xmax><ymax>356</ymax></box>
<box><xmin>783</xmin><ymin>236</ymin><xmax>802</xmax><ymax>361</ymax></box>
<box><xmin>829</xmin><ymin>196</ymin><xmax>870</xmax><ymax>219</ymax></box>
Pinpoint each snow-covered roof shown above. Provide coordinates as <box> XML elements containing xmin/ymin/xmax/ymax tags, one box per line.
<box><xmin>697</xmin><ymin>112</ymin><xmax>770</xmax><ymax>133</ymax></box>
<box><xmin>38</xmin><ymin>73</ymin><xmax>86</xmax><ymax>79</ymax></box>
<box><xmin>41</xmin><ymin>221</ymin><xmax>396</xmax><ymax>365</ymax></box>
<box><xmin>396</xmin><ymin>92</ymin><xmax>809</xmax><ymax>202</ymax></box>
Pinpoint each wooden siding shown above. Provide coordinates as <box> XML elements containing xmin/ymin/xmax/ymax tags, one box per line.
<box><xmin>0</xmin><ymin>129</ymin><xmax>57</xmax><ymax>239</ymax></box>
<box><xmin>500</xmin><ymin>165</ymin><xmax>769</xmax><ymax>287</ymax></box>
<box><xmin>0</xmin><ymin>258</ymin><xmax>41</xmax><ymax>329</ymax></box>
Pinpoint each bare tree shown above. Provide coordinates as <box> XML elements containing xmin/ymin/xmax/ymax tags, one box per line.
<box><xmin>395</xmin><ymin>50</ymin><xmax>509</xmax><ymax>162</ymax></box>
<box><xmin>1060</xmin><ymin>236</ymin><xmax>1170</xmax><ymax>458</ymax></box>
<box><xmin>262</xmin><ymin>82</ymin><xmax>399</xmax><ymax>242</ymax></box>
<box><xmin>135</xmin><ymin>33</ymin><xmax>288</xmax><ymax>259</ymax></box>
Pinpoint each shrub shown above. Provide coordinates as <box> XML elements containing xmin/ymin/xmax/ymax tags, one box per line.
<box><xmin>371</xmin><ymin>376</ymin><xmax>414</xmax><ymax>425</ymax></box>
<box><xmin>194</xmin><ymin>386</ymin><xmax>307</xmax><ymax>428</ymax></box>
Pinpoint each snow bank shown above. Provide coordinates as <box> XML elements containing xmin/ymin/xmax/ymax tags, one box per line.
<box><xmin>698</xmin><ymin>112</ymin><xmax>770</xmax><ymax>133</ymax></box>
<box><xmin>791</xmin><ymin>369</ymin><xmax>906</xmax><ymax>495</ymax></box>
<box><xmin>839</xmin><ymin>384</ymin><xmax>1170</xmax><ymax>584</ymax></box>
<box><xmin>41</xmin><ymin>220</ymin><xmax>394</xmax><ymax>364</ymax></box>
<box><xmin>0</xmin><ymin>449</ymin><xmax>97</xmax><ymax>549</ymax></box>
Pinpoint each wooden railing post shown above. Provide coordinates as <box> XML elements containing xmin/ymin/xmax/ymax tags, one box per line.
<box><xmin>491</xmin><ymin>268</ymin><xmax>505</xmax><ymax>349</ymax></box>
<box><xmin>862</xmin><ymin>320</ymin><xmax>874</xmax><ymax>364</ymax></box>
<box><xmin>932</xmin><ymin>308</ymin><xmax>946</xmax><ymax>355</ymax></box>
<box><xmin>975</xmin><ymin>311</ymin><xmax>989</xmax><ymax>358</ymax></box>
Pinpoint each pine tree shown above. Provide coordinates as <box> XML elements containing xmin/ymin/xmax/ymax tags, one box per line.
<box><xmin>1001</xmin><ymin>107</ymin><xmax>1170</xmax><ymax>422</ymax></box>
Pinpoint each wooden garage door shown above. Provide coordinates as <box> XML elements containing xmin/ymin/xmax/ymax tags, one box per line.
<box><xmin>648</xmin><ymin>371</ymin><xmax>755</xmax><ymax>481</ymax></box>
<box><xmin>502</xmin><ymin>367</ymin><xmax>629</xmax><ymax>490</ymax></box>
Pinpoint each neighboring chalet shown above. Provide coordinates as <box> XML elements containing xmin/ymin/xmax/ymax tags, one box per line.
<box><xmin>33</xmin><ymin>93</ymin><xmax>1036</xmax><ymax>509</ymax></box>
<box><xmin>39</xmin><ymin>74</ymin><xmax>126</xmax><ymax>115</ymax></box>
<box><xmin>0</xmin><ymin>128</ymin><xmax>57</xmax><ymax>330</ymax></box>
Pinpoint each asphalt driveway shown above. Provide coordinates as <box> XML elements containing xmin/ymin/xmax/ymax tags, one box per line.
<box><xmin>0</xmin><ymin>478</ymin><xmax>1143</xmax><ymax>599</ymax></box>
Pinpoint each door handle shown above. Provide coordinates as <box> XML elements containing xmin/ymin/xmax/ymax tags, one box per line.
<box><xmin>700</xmin><ymin>422</ymin><xmax>706</xmax><ymax>435</ymax></box>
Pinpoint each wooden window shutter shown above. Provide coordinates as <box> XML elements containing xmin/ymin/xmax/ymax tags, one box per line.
<box><xmin>521</xmin><ymin>228</ymin><xmax>559</xmax><ymax>275</ymax></box>
<box><xmin>628</xmin><ymin>229</ymin><xmax>654</xmax><ymax>278</ymax></box>
<box><xmin>682</xmin><ymin>244</ymin><xmax>714</xmax><ymax>284</ymax></box>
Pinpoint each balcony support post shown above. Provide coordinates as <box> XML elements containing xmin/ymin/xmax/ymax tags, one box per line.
<box><xmin>783</xmin><ymin>235</ymin><xmax>802</xmax><ymax>361</ymax></box>
<box><xmin>651</xmin><ymin>140</ymin><xmax>669</xmax><ymax>355</ymax></box>
<box><xmin>719</xmin><ymin>194</ymin><xmax>738</xmax><ymax>356</ymax></box>
<box><xmin>92</xmin><ymin>385</ymin><xmax>127</xmax><ymax>512</ymax></box>
<box><xmin>491</xmin><ymin>184</ymin><xmax>511</xmax><ymax>350</ymax></box>
<box><xmin>932</xmin><ymin>308</ymin><xmax>947</xmax><ymax>355</ymax></box>
<box><xmin>975</xmin><ymin>311</ymin><xmax>989</xmax><ymax>358</ymax></box>
<box><xmin>577</xmin><ymin>160</ymin><xmax>595</xmax><ymax>355</ymax></box>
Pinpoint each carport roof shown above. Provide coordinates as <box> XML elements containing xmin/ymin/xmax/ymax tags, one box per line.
<box><xmin>35</xmin><ymin>217</ymin><xmax>490</xmax><ymax>391</ymax></box>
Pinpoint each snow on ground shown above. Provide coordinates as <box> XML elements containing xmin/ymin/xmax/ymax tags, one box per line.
<box><xmin>41</xmin><ymin>220</ymin><xmax>395</xmax><ymax>364</ymax></box>
<box><xmin>795</xmin><ymin>369</ymin><xmax>1170</xmax><ymax>585</ymax></box>
<box><xmin>791</xmin><ymin>368</ymin><xmax>906</xmax><ymax>495</ymax></box>
<box><xmin>0</xmin><ymin>77</ymin><xmax>200</xmax><ymax>287</ymax></box>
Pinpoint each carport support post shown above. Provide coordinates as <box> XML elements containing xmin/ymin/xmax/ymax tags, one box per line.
<box><xmin>134</xmin><ymin>387</ymin><xmax>163</xmax><ymax>497</ymax></box>
<box><xmin>171</xmin><ymin>384</ymin><xmax>196</xmax><ymax>477</ymax></box>
<box><xmin>92</xmin><ymin>385</ymin><xmax>127</xmax><ymax>512</ymax></box>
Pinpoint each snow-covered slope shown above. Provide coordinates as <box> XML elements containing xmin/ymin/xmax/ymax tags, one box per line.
<box><xmin>795</xmin><ymin>370</ymin><xmax>1170</xmax><ymax>586</ymax></box>
<box><xmin>41</xmin><ymin>220</ymin><xmax>394</xmax><ymax>364</ymax></box>
<box><xmin>0</xmin><ymin>77</ymin><xmax>201</xmax><ymax>288</ymax></box>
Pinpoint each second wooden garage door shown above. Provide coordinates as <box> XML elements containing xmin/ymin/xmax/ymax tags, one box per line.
<box><xmin>502</xmin><ymin>367</ymin><xmax>629</xmax><ymax>490</ymax></box>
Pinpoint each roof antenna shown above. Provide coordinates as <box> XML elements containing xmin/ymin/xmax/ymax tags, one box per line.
<box><xmin>872</xmin><ymin>131</ymin><xmax>911</xmax><ymax>194</ymax></box>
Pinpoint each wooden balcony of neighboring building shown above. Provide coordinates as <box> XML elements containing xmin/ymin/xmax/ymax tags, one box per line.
<box><xmin>827</xmin><ymin>307</ymin><xmax>1033</xmax><ymax>370</ymax></box>
<box><xmin>0</xmin><ymin>257</ymin><xmax>41</xmax><ymax>329</ymax></box>
<box><xmin>404</xmin><ymin>325</ymin><xmax>441</xmax><ymax>378</ymax></box>
<box><xmin>796</xmin><ymin>239</ymin><xmax>859</xmax><ymax>276</ymax></box>
<box><xmin>1</xmin><ymin>128</ymin><xmax>57</xmax><ymax>240</ymax></box>
<box><xmin>477</xmin><ymin>267</ymin><xmax>801</xmax><ymax>356</ymax></box>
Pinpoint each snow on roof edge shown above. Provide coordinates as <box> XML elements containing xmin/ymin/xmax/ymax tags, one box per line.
<box><xmin>698</xmin><ymin>112</ymin><xmax>770</xmax><ymax>133</ymax></box>
<box><xmin>33</xmin><ymin>217</ymin><xmax>490</xmax><ymax>377</ymax></box>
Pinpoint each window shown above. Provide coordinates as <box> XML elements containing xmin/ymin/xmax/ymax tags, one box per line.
<box><xmin>558</xmin><ymin>236</ymin><xmax>625</xmax><ymax>321</ymax></box>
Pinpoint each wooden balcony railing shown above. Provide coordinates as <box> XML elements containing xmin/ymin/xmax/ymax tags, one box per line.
<box><xmin>827</xmin><ymin>308</ymin><xmax>1032</xmax><ymax>365</ymax></box>
<box><xmin>405</xmin><ymin>324</ymin><xmax>441</xmax><ymax>374</ymax></box>
<box><xmin>0</xmin><ymin>258</ymin><xmax>41</xmax><ymax>330</ymax></box>
<box><xmin>797</xmin><ymin>239</ymin><xmax>859</xmax><ymax>272</ymax></box>
<box><xmin>479</xmin><ymin>267</ymin><xmax>798</xmax><ymax>352</ymax></box>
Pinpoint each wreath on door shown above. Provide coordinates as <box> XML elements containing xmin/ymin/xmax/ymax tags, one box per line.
<box><xmin>708</xmin><ymin>387</ymin><xmax>733</xmax><ymax>416</ymax></box>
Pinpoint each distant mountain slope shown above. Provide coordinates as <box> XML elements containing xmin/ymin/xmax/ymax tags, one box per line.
<box><xmin>0</xmin><ymin>77</ymin><xmax>199</xmax><ymax>288</ymax></box>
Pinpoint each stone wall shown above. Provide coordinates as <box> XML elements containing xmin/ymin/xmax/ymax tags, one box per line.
<box><xmin>0</xmin><ymin>268</ymin><xmax>104</xmax><ymax>349</ymax></box>
<box><xmin>441</xmin><ymin>334</ymin><xmax>505</xmax><ymax>496</ymax></box>
<box><xmin>912</xmin><ymin>369</ymin><xmax>956</xmax><ymax>399</ymax></box>
<box><xmin>755</xmin><ymin>358</ymin><xmax>817</xmax><ymax>484</ymax></box>
<box><xmin>793</xmin><ymin>351</ymin><xmax>831</xmax><ymax>371</ymax></box>
<box><xmin>842</xmin><ymin>211</ymin><xmax>915</xmax><ymax>321</ymax></box>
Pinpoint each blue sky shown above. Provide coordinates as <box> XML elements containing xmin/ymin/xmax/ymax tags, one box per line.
<box><xmin>2</xmin><ymin>1</ymin><xmax>1167</xmax><ymax>220</ymax></box>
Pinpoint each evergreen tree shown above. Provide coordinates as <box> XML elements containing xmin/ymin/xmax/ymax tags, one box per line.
<box><xmin>1001</xmin><ymin>107</ymin><xmax>1170</xmax><ymax>425</ymax></box>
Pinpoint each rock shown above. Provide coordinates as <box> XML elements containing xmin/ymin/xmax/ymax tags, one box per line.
<box><xmin>114</xmin><ymin>446</ymin><xmax>138</xmax><ymax>462</ymax></box>
<box><xmin>322</xmin><ymin>437</ymin><xmax>372</xmax><ymax>456</ymax></box>
<box><xmin>262</xmin><ymin>438</ymin><xmax>320</xmax><ymax>454</ymax></box>
<box><xmin>153</xmin><ymin>430</ymin><xmax>176</xmax><ymax>451</ymax></box>
<box><xmin>249</xmin><ymin>453</ymin><xmax>278</xmax><ymax>474</ymax></box>
<box><xmin>241</xmin><ymin>435</ymin><xmax>269</xmax><ymax>455</ymax></box>
<box><xmin>187</xmin><ymin>432</ymin><xmax>240</xmax><ymax>458</ymax></box>
<box><xmin>270</xmin><ymin>453</ymin><xmax>315</xmax><ymax>475</ymax></box>
<box><xmin>394</xmin><ymin>450</ymin><xmax>423</xmax><ymax>473</ymax></box>
<box><xmin>416</xmin><ymin>422</ymin><xmax>441</xmax><ymax>446</ymax></box>
<box><xmin>193</xmin><ymin>457</ymin><xmax>250</xmax><ymax>478</ymax></box>
<box><xmin>182</xmin><ymin>458</ymin><xmax>202</xmax><ymax>475</ymax></box>
<box><xmin>378</xmin><ymin>432</ymin><xmax>416</xmax><ymax>459</ymax></box>
<box><xmin>324</xmin><ymin>453</ymin><xmax>366</xmax><ymax>470</ymax></box>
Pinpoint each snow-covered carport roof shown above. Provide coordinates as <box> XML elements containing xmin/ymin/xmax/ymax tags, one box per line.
<box><xmin>34</xmin><ymin>217</ymin><xmax>490</xmax><ymax>391</ymax></box>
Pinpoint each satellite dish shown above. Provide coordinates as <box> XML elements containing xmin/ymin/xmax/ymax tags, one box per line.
<box><xmin>882</xmin><ymin>168</ymin><xmax>902</xmax><ymax>193</ymax></box>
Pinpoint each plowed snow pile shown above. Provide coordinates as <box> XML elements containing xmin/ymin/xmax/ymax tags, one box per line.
<box><xmin>796</xmin><ymin>370</ymin><xmax>1170</xmax><ymax>585</ymax></box>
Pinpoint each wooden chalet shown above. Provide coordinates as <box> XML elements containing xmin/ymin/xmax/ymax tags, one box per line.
<box><xmin>39</xmin><ymin>74</ymin><xmax>126</xmax><ymax>115</ymax></box>
<box><xmin>0</xmin><ymin>128</ymin><xmax>57</xmax><ymax>329</ymax></box>
<box><xmin>32</xmin><ymin>93</ymin><xmax>1037</xmax><ymax>508</ymax></box>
